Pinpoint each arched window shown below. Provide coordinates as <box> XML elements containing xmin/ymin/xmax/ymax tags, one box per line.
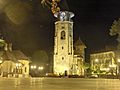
<box><xmin>61</xmin><ymin>31</ymin><xmax>65</xmax><ymax>40</ymax></box>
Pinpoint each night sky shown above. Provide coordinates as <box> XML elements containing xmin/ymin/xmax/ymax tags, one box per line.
<box><xmin>0</xmin><ymin>0</ymin><xmax>120</xmax><ymax>61</ymax></box>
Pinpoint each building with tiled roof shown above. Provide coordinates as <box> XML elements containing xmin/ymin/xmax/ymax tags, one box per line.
<box><xmin>0</xmin><ymin>43</ymin><xmax>31</xmax><ymax>78</ymax></box>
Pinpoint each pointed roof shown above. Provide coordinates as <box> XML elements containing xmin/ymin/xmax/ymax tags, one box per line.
<box><xmin>0</xmin><ymin>50</ymin><xmax>30</xmax><ymax>62</ymax></box>
<box><xmin>74</xmin><ymin>37</ymin><xmax>86</xmax><ymax>48</ymax></box>
<box><xmin>13</xmin><ymin>50</ymin><xmax>30</xmax><ymax>60</ymax></box>
<box><xmin>1</xmin><ymin>51</ymin><xmax>18</xmax><ymax>62</ymax></box>
<box><xmin>0</xmin><ymin>41</ymin><xmax>31</xmax><ymax>62</ymax></box>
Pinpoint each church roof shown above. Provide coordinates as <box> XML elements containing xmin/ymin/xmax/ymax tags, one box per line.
<box><xmin>12</xmin><ymin>50</ymin><xmax>30</xmax><ymax>60</ymax></box>
<box><xmin>0</xmin><ymin>50</ymin><xmax>30</xmax><ymax>62</ymax></box>
<box><xmin>2</xmin><ymin>51</ymin><xmax>17</xmax><ymax>62</ymax></box>
<box><xmin>74</xmin><ymin>38</ymin><xmax>86</xmax><ymax>47</ymax></box>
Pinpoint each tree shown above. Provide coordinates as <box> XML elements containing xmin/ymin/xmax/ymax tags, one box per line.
<box><xmin>0</xmin><ymin>39</ymin><xmax>5</xmax><ymax>47</ymax></box>
<box><xmin>84</xmin><ymin>63</ymin><xmax>90</xmax><ymax>70</ymax></box>
<box><xmin>32</xmin><ymin>50</ymin><xmax>49</xmax><ymax>66</ymax></box>
<box><xmin>109</xmin><ymin>18</ymin><xmax>120</xmax><ymax>49</ymax></box>
<box><xmin>109</xmin><ymin>19</ymin><xmax>120</xmax><ymax>36</ymax></box>
<box><xmin>84</xmin><ymin>63</ymin><xmax>92</xmax><ymax>77</ymax></box>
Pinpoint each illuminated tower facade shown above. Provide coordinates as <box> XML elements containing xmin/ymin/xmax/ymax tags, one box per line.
<box><xmin>53</xmin><ymin>11</ymin><xmax>74</xmax><ymax>75</ymax></box>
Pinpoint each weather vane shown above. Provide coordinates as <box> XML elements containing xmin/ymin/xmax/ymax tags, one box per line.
<box><xmin>41</xmin><ymin>0</ymin><xmax>61</xmax><ymax>14</ymax></box>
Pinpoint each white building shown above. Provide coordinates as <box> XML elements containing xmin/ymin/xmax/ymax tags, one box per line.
<box><xmin>90</xmin><ymin>51</ymin><xmax>116</xmax><ymax>75</ymax></box>
<box><xmin>0</xmin><ymin>43</ymin><xmax>31</xmax><ymax>78</ymax></box>
<box><xmin>53</xmin><ymin>11</ymin><xmax>74</xmax><ymax>75</ymax></box>
<box><xmin>53</xmin><ymin>11</ymin><xmax>86</xmax><ymax>76</ymax></box>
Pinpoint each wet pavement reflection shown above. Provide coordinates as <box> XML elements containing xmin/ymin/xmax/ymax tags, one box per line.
<box><xmin>0</xmin><ymin>77</ymin><xmax>120</xmax><ymax>90</ymax></box>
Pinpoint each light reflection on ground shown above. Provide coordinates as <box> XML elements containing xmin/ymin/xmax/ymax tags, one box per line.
<box><xmin>0</xmin><ymin>77</ymin><xmax>120</xmax><ymax>90</ymax></box>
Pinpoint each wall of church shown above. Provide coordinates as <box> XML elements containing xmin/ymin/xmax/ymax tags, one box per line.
<box><xmin>54</xmin><ymin>21</ymin><xmax>74</xmax><ymax>75</ymax></box>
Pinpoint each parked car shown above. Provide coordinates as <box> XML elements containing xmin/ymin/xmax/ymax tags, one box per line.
<box><xmin>88</xmin><ymin>74</ymin><xmax>98</xmax><ymax>78</ymax></box>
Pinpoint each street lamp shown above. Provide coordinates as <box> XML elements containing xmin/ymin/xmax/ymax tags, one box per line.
<box><xmin>94</xmin><ymin>59</ymin><xmax>99</xmax><ymax>69</ymax></box>
<box><xmin>38</xmin><ymin>66</ymin><xmax>44</xmax><ymax>76</ymax></box>
<box><xmin>118</xmin><ymin>59</ymin><xmax>120</xmax><ymax>63</ymax></box>
<box><xmin>30</xmin><ymin>65</ymin><xmax>37</xmax><ymax>77</ymax></box>
<box><xmin>95</xmin><ymin>59</ymin><xmax>99</xmax><ymax>63</ymax></box>
<box><xmin>30</xmin><ymin>65</ymin><xmax>37</xmax><ymax>69</ymax></box>
<box><xmin>31</xmin><ymin>66</ymin><xmax>34</xmax><ymax>69</ymax></box>
<box><xmin>38</xmin><ymin>66</ymin><xmax>44</xmax><ymax>70</ymax></box>
<box><xmin>33</xmin><ymin>65</ymin><xmax>37</xmax><ymax>69</ymax></box>
<box><xmin>94</xmin><ymin>59</ymin><xmax>100</xmax><ymax>76</ymax></box>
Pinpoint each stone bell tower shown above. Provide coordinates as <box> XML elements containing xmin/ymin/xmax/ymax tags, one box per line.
<box><xmin>53</xmin><ymin>11</ymin><xmax>74</xmax><ymax>75</ymax></box>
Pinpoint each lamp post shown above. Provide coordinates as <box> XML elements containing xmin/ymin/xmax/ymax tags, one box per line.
<box><xmin>38</xmin><ymin>66</ymin><xmax>44</xmax><ymax>76</ymax></box>
<box><xmin>31</xmin><ymin>65</ymin><xmax>36</xmax><ymax>69</ymax></box>
<box><xmin>95</xmin><ymin>59</ymin><xmax>99</xmax><ymax>63</ymax></box>
<box><xmin>93</xmin><ymin>59</ymin><xmax>100</xmax><ymax>76</ymax></box>
<box><xmin>94</xmin><ymin>59</ymin><xmax>99</xmax><ymax>70</ymax></box>
<box><xmin>30</xmin><ymin>65</ymin><xmax>37</xmax><ymax>77</ymax></box>
<box><xmin>38</xmin><ymin>66</ymin><xmax>44</xmax><ymax>70</ymax></box>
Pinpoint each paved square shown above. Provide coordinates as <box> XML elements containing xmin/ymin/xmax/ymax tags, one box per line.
<box><xmin>0</xmin><ymin>77</ymin><xmax>120</xmax><ymax>90</ymax></box>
